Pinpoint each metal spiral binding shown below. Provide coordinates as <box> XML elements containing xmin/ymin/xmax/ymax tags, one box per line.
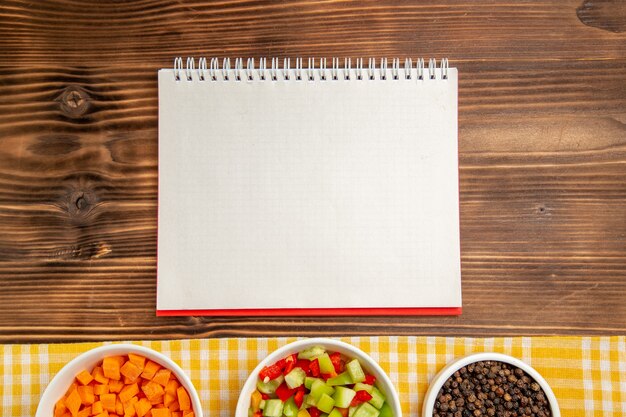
<box><xmin>173</xmin><ymin>57</ymin><xmax>450</xmax><ymax>82</ymax></box>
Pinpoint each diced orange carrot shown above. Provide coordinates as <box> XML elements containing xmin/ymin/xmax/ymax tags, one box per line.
<box><xmin>123</xmin><ymin>395</ymin><xmax>139</xmax><ymax>407</ymax></box>
<box><xmin>149</xmin><ymin>396</ymin><xmax>164</xmax><ymax>406</ymax></box>
<box><xmin>116</xmin><ymin>398</ymin><xmax>124</xmax><ymax>415</ymax></box>
<box><xmin>92</xmin><ymin>367</ymin><xmax>110</xmax><ymax>385</ymax></box>
<box><xmin>120</xmin><ymin>361</ymin><xmax>142</xmax><ymax>383</ymax></box>
<box><xmin>78</xmin><ymin>406</ymin><xmax>92</xmax><ymax>417</ymax></box>
<box><xmin>176</xmin><ymin>387</ymin><xmax>190</xmax><ymax>412</ymax></box>
<box><xmin>109</xmin><ymin>379</ymin><xmax>124</xmax><ymax>393</ymax></box>
<box><xmin>128</xmin><ymin>354</ymin><xmax>146</xmax><ymax>371</ymax></box>
<box><xmin>63</xmin><ymin>354</ymin><xmax>187</xmax><ymax>417</ymax></box>
<box><xmin>92</xmin><ymin>400</ymin><xmax>103</xmax><ymax>415</ymax></box>
<box><xmin>55</xmin><ymin>400</ymin><xmax>68</xmax><ymax>417</ymax></box>
<box><xmin>94</xmin><ymin>384</ymin><xmax>109</xmax><ymax>396</ymax></box>
<box><xmin>123</xmin><ymin>396</ymin><xmax>139</xmax><ymax>417</ymax></box>
<box><xmin>66</xmin><ymin>382</ymin><xmax>79</xmax><ymax>397</ymax></box>
<box><xmin>164</xmin><ymin>380</ymin><xmax>179</xmax><ymax>396</ymax></box>
<box><xmin>119</xmin><ymin>383</ymin><xmax>140</xmax><ymax>403</ymax></box>
<box><xmin>134</xmin><ymin>398</ymin><xmax>152</xmax><ymax>417</ymax></box>
<box><xmin>78</xmin><ymin>385</ymin><xmax>95</xmax><ymax>405</ymax></box>
<box><xmin>77</xmin><ymin>370</ymin><xmax>95</xmax><ymax>386</ymax></box>
<box><xmin>141</xmin><ymin>381</ymin><xmax>165</xmax><ymax>401</ymax></box>
<box><xmin>163</xmin><ymin>393</ymin><xmax>175</xmax><ymax>408</ymax></box>
<box><xmin>152</xmin><ymin>369</ymin><xmax>171</xmax><ymax>387</ymax></box>
<box><xmin>151</xmin><ymin>409</ymin><xmax>170</xmax><ymax>417</ymax></box>
<box><xmin>114</xmin><ymin>356</ymin><xmax>126</xmax><ymax>368</ymax></box>
<box><xmin>65</xmin><ymin>388</ymin><xmax>82</xmax><ymax>417</ymax></box>
<box><xmin>140</xmin><ymin>361</ymin><xmax>161</xmax><ymax>380</ymax></box>
<box><xmin>103</xmin><ymin>357</ymin><xmax>122</xmax><ymax>381</ymax></box>
<box><xmin>167</xmin><ymin>401</ymin><xmax>179</xmax><ymax>412</ymax></box>
<box><xmin>100</xmin><ymin>393</ymin><xmax>117</xmax><ymax>413</ymax></box>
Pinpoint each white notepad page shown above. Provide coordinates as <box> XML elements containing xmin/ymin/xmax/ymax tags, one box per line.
<box><xmin>157</xmin><ymin>64</ymin><xmax>461</xmax><ymax>312</ymax></box>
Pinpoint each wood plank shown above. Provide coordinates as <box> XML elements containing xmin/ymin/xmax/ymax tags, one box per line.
<box><xmin>2</xmin><ymin>1</ymin><xmax>626</xmax><ymax>64</ymax></box>
<box><xmin>0</xmin><ymin>0</ymin><xmax>625</xmax><ymax>342</ymax></box>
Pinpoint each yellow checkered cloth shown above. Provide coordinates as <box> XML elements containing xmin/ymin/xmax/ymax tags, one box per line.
<box><xmin>1</xmin><ymin>337</ymin><xmax>624</xmax><ymax>416</ymax></box>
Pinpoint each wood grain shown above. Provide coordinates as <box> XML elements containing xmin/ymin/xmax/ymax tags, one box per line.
<box><xmin>0</xmin><ymin>0</ymin><xmax>625</xmax><ymax>343</ymax></box>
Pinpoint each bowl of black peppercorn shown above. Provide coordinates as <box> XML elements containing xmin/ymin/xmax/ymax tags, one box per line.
<box><xmin>422</xmin><ymin>352</ymin><xmax>560</xmax><ymax>417</ymax></box>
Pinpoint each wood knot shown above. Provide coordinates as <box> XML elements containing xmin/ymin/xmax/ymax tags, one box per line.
<box><xmin>577</xmin><ymin>0</ymin><xmax>626</xmax><ymax>33</ymax></box>
<box><xmin>66</xmin><ymin>190</ymin><xmax>98</xmax><ymax>221</ymax></box>
<box><xmin>535</xmin><ymin>204</ymin><xmax>551</xmax><ymax>216</ymax></box>
<box><xmin>57</xmin><ymin>85</ymin><xmax>90</xmax><ymax>118</ymax></box>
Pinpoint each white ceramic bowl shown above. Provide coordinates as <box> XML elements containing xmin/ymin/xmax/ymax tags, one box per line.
<box><xmin>235</xmin><ymin>338</ymin><xmax>402</xmax><ymax>417</ymax></box>
<box><xmin>421</xmin><ymin>352</ymin><xmax>559</xmax><ymax>417</ymax></box>
<box><xmin>36</xmin><ymin>344</ymin><xmax>203</xmax><ymax>417</ymax></box>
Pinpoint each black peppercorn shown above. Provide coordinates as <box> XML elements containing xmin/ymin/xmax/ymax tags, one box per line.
<box><xmin>432</xmin><ymin>361</ymin><xmax>552</xmax><ymax>417</ymax></box>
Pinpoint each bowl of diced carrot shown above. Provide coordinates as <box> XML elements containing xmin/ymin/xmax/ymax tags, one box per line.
<box><xmin>36</xmin><ymin>344</ymin><xmax>202</xmax><ymax>417</ymax></box>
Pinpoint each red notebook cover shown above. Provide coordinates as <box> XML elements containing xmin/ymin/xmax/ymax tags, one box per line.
<box><xmin>157</xmin><ymin>307</ymin><xmax>462</xmax><ymax>317</ymax></box>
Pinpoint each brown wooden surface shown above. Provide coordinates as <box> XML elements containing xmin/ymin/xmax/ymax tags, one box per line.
<box><xmin>1</xmin><ymin>0</ymin><xmax>625</xmax><ymax>343</ymax></box>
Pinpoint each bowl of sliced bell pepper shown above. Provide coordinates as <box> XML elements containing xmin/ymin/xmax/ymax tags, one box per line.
<box><xmin>235</xmin><ymin>338</ymin><xmax>401</xmax><ymax>417</ymax></box>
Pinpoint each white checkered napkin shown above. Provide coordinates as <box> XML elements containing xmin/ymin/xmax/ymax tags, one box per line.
<box><xmin>1</xmin><ymin>337</ymin><xmax>624</xmax><ymax>417</ymax></box>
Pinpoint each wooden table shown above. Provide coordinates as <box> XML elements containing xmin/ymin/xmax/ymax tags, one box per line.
<box><xmin>1</xmin><ymin>0</ymin><xmax>625</xmax><ymax>343</ymax></box>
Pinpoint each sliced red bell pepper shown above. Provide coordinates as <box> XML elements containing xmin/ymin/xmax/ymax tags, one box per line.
<box><xmin>295</xmin><ymin>359</ymin><xmax>311</xmax><ymax>375</ymax></box>
<box><xmin>364</xmin><ymin>374</ymin><xmax>376</xmax><ymax>385</ymax></box>
<box><xmin>275</xmin><ymin>382</ymin><xmax>296</xmax><ymax>402</ymax></box>
<box><xmin>276</xmin><ymin>353</ymin><xmax>298</xmax><ymax>375</ymax></box>
<box><xmin>260</xmin><ymin>393</ymin><xmax>270</xmax><ymax>400</ymax></box>
<box><xmin>329</xmin><ymin>352</ymin><xmax>344</xmax><ymax>373</ymax></box>
<box><xmin>308</xmin><ymin>407</ymin><xmax>322</xmax><ymax>417</ymax></box>
<box><xmin>259</xmin><ymin>364</ymin><xmax>283</xmax><ymax>381</ymax></box>
<box><xmin>275</xmin><ymin>358</ymin><xmax>286</xmax><ymax>369</ymax></box>
<box><xmin>283</xmin><ymin>356</ymin><xmax>297</xmax><ymax>375</ymax></box>
<box><xmin>294</xmin><ymin>389</ymin><xmax>305</xmax><ymax>408</ymax></box>
<box><xmin>309</xmin><ymin>358</ymin><xmax>320</xmax><ymax>377</ymax></box>
<box><xmin>350</xmin><ymin>390</ymin><xmax>373</xmax><ymax>407</ymax></box>
<box><xmin>283</xmin><ymin>362</ymin><xmax>295</xmax><ymax>375</ymax></box>
<box><xmin>336</xmin><ymin>408</ymin><xmax>349</xmax><ymax>417</ymax></box>
<box><xmin>320</xmin><ymin>371</ymin><xmax>337</xmax><ymax>380</ymax></box>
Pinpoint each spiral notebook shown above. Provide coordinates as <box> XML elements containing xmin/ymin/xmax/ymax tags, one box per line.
<box><xmin>157</xmin><ymin>57</ymin><xmax>461</xmax><ymax>316</ymax></box>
